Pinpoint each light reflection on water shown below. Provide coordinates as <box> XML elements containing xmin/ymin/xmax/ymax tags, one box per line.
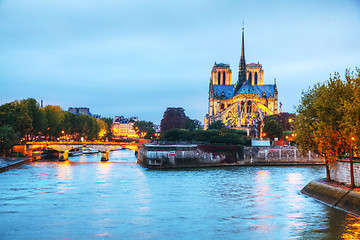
<box><xmin>0</xmin><ymin>150</ymin><xmax>359</xmax><ymax>239</ymax></box>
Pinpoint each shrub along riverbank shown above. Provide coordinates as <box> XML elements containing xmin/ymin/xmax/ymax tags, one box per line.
<box><xmin>160</xmin><ymin>128</ymin><xmax>250</xmax><ymax>146</ymax></box>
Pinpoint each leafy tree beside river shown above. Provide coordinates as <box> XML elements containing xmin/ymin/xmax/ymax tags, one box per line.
<box><xmin>0</xmin><ymin>98</ymin><xmax>112</xmax><ymax>156</ymax></box>
<box><xmin>294</xmin><ymin>68</ymin><xmax>360</xmax><ymax>187</ymax></box>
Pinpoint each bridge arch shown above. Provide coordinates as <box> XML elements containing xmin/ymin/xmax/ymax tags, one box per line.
<box><xmin>15</xmin><ymin>142</ymin><xmax>138</xmax><ymax>161</ymax></box>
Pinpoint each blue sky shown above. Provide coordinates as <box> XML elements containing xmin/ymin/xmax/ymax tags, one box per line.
<box><xmin>1</xmin><ymin>0</ymin><xmax>359</xmax><ymax>124</ymax></box>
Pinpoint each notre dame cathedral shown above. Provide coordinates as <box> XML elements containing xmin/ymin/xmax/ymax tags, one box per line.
<box><xmin>204</xmin><ymin>28</ymin><xmax>279</xmax><ymax>137</ymax></box>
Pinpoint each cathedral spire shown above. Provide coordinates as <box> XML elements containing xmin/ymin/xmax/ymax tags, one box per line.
<box><xmin>234</xmin><ymin>26</ymin><xmax>247</xmax><ymax>94</ymax></box>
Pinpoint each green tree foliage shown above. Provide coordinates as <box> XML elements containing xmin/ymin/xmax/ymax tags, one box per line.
<box><xmin>97</xmin><ymin>119</ymin><xmax>108</xmax><ymax>140</ymax></box>
<box><xmin>208</xmin><ymin>120</ymin><xmax>225</xmax><ymax>130</ymax></box>
<box><xmin>133</xmin><ymin>120</ymin><xmax>155</xmax><ymax>139</ymax></box>
<box><xmin>44</xmin><ymin>105</ymin><xmax>65</xmax><ymax>140</ymax></box>
<box><xmin>0</xmin><ymin>125</ymin><xmax>19</xmax><ymax>156</ymax></box>
<box><xmin>294</xmin><ymin>68</ymin><xmax>360</xmax><ymax>184</ymax></box>
<box><xmin>161</xmin><ymin>128</ymin><xmax>249</xmax><ymax>145</ymax></box>
<box><xmin>21</xmin><ymin>98</ymin><xmax>47</xmax><ymax>139</ymax></box>
<box><xmin>263</xmin><ymin>112</ymin><xmax>295</xmax><ymax>132</ymax></box>
<box><xmin>262</xmin><ymin>117</ymin><xmax>283</xmax><ymax>140</ymax></box>
<box><xmin>0</xmin><ymin>101</ymin><xmax>33</xmax><ymax>141</ymax></box>
<box><xmin>76</xmin><ymin>114</ymin><xmax>100</xmax><ymax>140</ymax></box>
<box><xmin>100</xmin><ymin>117</ymin><xmax>114</xmax><ymax>140</ymax></box>
<box><xmin>0</xmin><ymin>98</ymin><xmax>112</xmax><ymax>154</ymax></box>
<box><xmin>341</xmin><ymin>69</ymin><xmax>360</xmax><ymax>151</ymax></box>
<box><xmin>185</xmin><ymin>118</ymin><xmax>202</xmax><ymax>130</ymax></box>
<box><xmin>63</xmin><ymin>111</ymin><xmax>76</xmax><ymax>136</ymax></box>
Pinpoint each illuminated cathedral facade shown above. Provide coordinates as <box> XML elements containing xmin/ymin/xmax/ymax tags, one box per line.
<box><xmin>204</xmin><ymin>28</ymin><xmax>279</xmax><ymax>137</ymax></box>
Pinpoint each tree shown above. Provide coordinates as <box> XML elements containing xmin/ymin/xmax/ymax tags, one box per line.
<box><xmin>0</xmin><ymin>125</ymin><xmax>19</xmax><ymax>156</ymax></box>
<box><xmin>340</xmin><ymin>69</ymin><xmax>360</xmax><ymax>187</ymax></box>
<box><xmin>0</xmin><ymin>100</ymin><xmax>32</xmax><ymax>141</ymax></box>
<box><xmin>21</xmin><ymin>98</ymin><xmax>47</xmax><ymax>140</ymax></box>
<box><xmin>101</xmin><ymin>117</ymin><xmax>114</xmax><ymax>140</ymax></box>
<box><xmin>208</xmin><ymin>120</ymin><xmax>225</xmax><ymax>130</ymax></box>
<box><xmin>76</xmin><ymin>115</ymin><xmax>100</xmax><ymax>140</ymax></box>
<box><xmin>262</xmin><ymin>112</ymin><xmax>295</xmax><ymax>133</ymax></box>
<box><xmin>160</xmin><ymin>128</ymin><xmax>249</xmax><ymax>145</ymax></box>
<box><xmin>262</xmin><ymin>117</ymin><xmax>283</xmax><ymax>140</ymax></box>
<box><xmin>160</xmin><ymin>107</ymin><xmax>186</xmax><ymax>132</ymax></box>
<box><xmin>185</xmin><ymin>118</ymin><xmax>202</xmax><ymax>130</ymax></box>
<box><xmin>44</xmin><ymin>105</ymin><xmax>65</xmax><ymax>140</ymax></box>
<box><xmin>294</xmin><ymin>69</ymin><xmax>360</xmax><ymax>184</ymax></box>
<box><xmin>133</xmin><ymin>120</ymin><xmax>155</xmax><ymax>139</ymax></box>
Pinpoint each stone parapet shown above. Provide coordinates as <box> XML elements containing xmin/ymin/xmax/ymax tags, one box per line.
<box><xmin>330</xmin><ymin>161</ymin><xmax>360</xmax><ymax>187</ymax></box>
<box><xmin>243</xmin><ymin>146</ymin><xmax>322</xmax><ymax>165</ymax></box>
<box><xmin>138</xmin><ymin>144</ymin><xmax>322</xmax><ymax>168</ymax></box>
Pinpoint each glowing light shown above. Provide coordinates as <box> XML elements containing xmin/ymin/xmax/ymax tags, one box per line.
<box><xmin>257</xmin><ymin>170</ymin><xmax>269</xmax><ymax>175</ymax></box>
<box><xmin>98</xmin><ymin>129</ymin><xmax>107</xmax><ymax>138</ymax></box>
<box><xmin>287</xmin><ymin>173</ymin><xmax>303</xmax><ymax>184</ymax></box>
<box><xmin>341</xmin><ymin>216</ymin><xmax>360</xmax><ymax>240</ymax></box>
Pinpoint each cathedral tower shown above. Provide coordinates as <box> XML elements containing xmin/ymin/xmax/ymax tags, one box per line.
<box><xmin>211</xmin><ymin>63</ymin><xmax>232</xmax><ymax>85</ymax></box>
<box><xmin>234</xmin><ymin>27</ymin><xmax>247</xmax><ymax>93</ymax></box>
<box><xmin>247</xmin><ymin>63</ymin><xmax>264</xmax><ymax>85</ymax></box>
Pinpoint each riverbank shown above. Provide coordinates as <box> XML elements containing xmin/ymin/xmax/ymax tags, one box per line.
<box><xmin>301</xmin><ymin>178</ymin><xmax>360</xmax><ymax>217</ymax></box>
<box><xmin>0</xmin><ymin>155</ymin><xmax>44</xmax><ymax>173</ymax></box>
<box><xmin>137</xmin><ymin>144</ymin><xmax>323</xmax><ymax>169</ymax></box>
<box><xmin>138</xmin><ymin>160</ymin><xmax>324</xmax><ymax>169</ymax></box>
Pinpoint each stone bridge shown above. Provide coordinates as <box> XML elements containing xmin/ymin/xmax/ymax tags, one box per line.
<box><xmin>12</xmin><ymin>141</ymin><xmax>138</xmax><ymax>161</ymax></box>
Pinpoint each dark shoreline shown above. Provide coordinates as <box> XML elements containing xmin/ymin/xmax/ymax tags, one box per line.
<box><xmin>301</xmin><ymin>178</ymin><xmax>360</xmax><ymax>217</ymax></box>
<box><xmin>0</xmin><ymin>155</ymin><xmax>44</xmax><ymax>173</ymax></box>
<box><xmin>138</xmin><ymin>160</ymin><xmax>324</xmax><ymax>169</ymax></box>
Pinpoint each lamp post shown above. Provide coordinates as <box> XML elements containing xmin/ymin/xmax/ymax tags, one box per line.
<box><xmin>350</xmin><ymin>137</ymin><xmax>355</xmax><ymax>188</ymax></box>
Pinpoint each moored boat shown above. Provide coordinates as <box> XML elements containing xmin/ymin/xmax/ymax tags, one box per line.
<box><xmin>69</xmin><ymin>147</ymin><xmax>82</xmax><ymax>156</ymax></box>
<box><xmin>82</xmin><ymin>148</ymin><xmax>100</xmax><ymax>154</ymax></box>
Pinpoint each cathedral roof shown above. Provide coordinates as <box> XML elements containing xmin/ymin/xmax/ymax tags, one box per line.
<box><xmin>213</xmin><ymin>85</ymin><xmax>234</xmax><ymax>98</ymax></box>
<box><xmin>235</xmin><ymin>80</ymin><xmax>275</xmax><ymax>97</ymax></box>
<box><xmin>212</xmin><ymin>81</ymin><xmax>276</xmax><ymax>98</ymax></box>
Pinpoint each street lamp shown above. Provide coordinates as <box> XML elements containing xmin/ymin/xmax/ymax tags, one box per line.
<box><xmin>349</xmin><ymin>137</ymin><xmax>356</xmax><ymax>188</ymax></box>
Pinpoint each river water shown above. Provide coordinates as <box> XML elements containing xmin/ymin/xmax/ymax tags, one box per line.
<box><xmin>0</xmin><ymin>150</ymin><xmax>359</xmax><ymax>239</ymax></box>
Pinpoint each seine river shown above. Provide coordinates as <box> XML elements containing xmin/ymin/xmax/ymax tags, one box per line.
<box><xmin>1</xmin><ymin>150</ymin><xmax>359</xmax><ymax>239</ymax></box>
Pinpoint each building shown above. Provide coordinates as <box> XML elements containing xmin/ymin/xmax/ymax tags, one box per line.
<box><xmin>112</xmin><ymin>116</ymin><xmax>138</xmax><ymax>139</ymax></box>
<box><xmin>68</xmin><ymin>107</ymin><xmax>101</xmax><ymax>119</ymax></box>
<box><xmin>204</xmin><ymin>28</ymin><xmax>279</xmax><ymax>137</ymax></box>
<box><xmin>113</xmin><ymin>116</ymin><xmax>138</xmax><ymax>124</ymax></box>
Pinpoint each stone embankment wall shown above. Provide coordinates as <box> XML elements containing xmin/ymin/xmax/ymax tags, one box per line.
<box><xmin>137</xmin><ymin>144</ymin><xmax>225</xmax><ymax>168</ymax></box>
<box><xmin>301</xmin><ymin>179</ymin><xmax>360</xmax><ymax>217</ymax></box>
<box><xmin>330</xmin><ymin>160</ymin><xmax>360</xmax><ymax>187</ymax></box>
<box><xmin>138</xmin><ymin>144</ymin><xmax>322</xmax><ymax>168</ymax></box>
<box><xmin>243</xmin><ymin>146</ymin><xmax>322</xmax><ymax>165</ymax></box>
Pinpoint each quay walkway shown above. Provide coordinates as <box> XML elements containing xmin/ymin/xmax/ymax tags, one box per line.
<box><xmin>0</xmin><ymin>157</ymin><xmax>35</xmax><ymax>173</ymax></box>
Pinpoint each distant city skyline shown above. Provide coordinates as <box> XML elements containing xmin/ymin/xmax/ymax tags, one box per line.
<box><xmin>1</xmin><ymin>0</ymin><xmax>359</xmax><ymax>124</ymax></box>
